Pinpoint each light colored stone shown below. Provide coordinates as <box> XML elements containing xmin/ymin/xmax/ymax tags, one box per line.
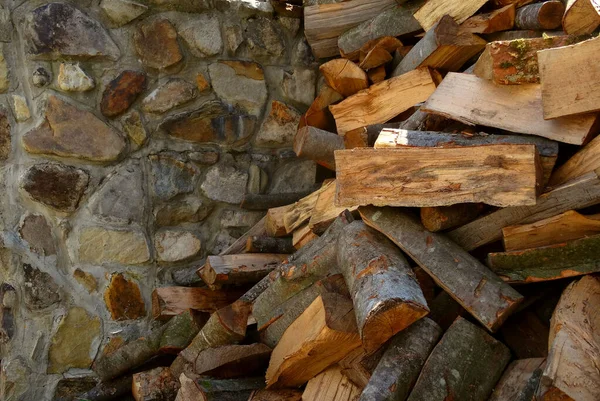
<box><xmin>123</xmin><ymin>111</ymin><xmax>147</xmax><ymax>149</ymax></box>
<box><xmin>245</xmin><ymin>17</ymin><xmax>285</xmax><ymax>57</ymax></box>
<box><xmin>220</xmin><ymin>209</ymin><xmax>264</xmax><ymax>229</ymax></box>
<box><xmin>149</xmin><ymin>153</ymin><xmax>199</xmax><ymax>201</ymax></box>
<box><xmin>201</xmin><ymin>163</ymin><xmax>248</xmax><ymax>204</ymax></box>
<box><xmin>0</xmin><ymin>9</ymin><xmax>12</xmax><ymax>42</ymax></box>
<box><xmin>47</xmin><ymin>307</ymin><xmax>100</xmax><ymax>373</ymax></box>
<box><xmin>142</xmin><ymin>79</ymin><xmax>197</xmax><ymax>114</ymax></box>
<box><xmin>12</xmin><ymin>95</ymin><xmax>30</xmax><ymax>122</ymax></box>
<box><xmin>57</xmin><ymin>63</ymin><xmax>95</xmax><ymax>92</ymax></box>
<box><xmin>32</xmin><ymin>66</ymin><xmax>50</xmax><ymax>87</ymax></box>
<box><xmin>0</xmin><ymin>50</ymin><xmax>8</xmax><ymax>93</ymax></box>
<box><xmin>154</xmin><ymin>195</ymin><xmax>212</xmax><ymax>226</ymax></box>
<box><xmin>100</xmin><ymin>0</ymin><xmax>148</xmax><ymax>27</ymax></box>
<box><xmin>208</xmin><ymin>61</ymin><xmax>267</xmax><ymax>116</ymax></box>
<box><xmin>155</xmin><ymin>230</ymin><xmax>202</xmax><ymax>262</ymax></box>
<box><xmin>223</xmin><ymin>20</ymin><xmax>244</xmax><ymax>54</ymax></box>
<box><xmin>254</xmin><ymin>101</ymin><xmax>300</xmax><ymax>148</ymax></box>
<box><xmin>282</xmin><ymin>68</ymin><xmax>317</xmax><ymax>107</ymax></box>
<box><xmin>179</xmin><ymin>14</ymin><xmax>223</xmax><ymax>57</ymax></box>
<box><xmin>291</xmin><ymin>38</ymin><xmax>314</xmax><ymax>66</ymax></box>
<box><xmin>73</xmin><ymin>269</ymin><xmax>97</xmax><ymax>293</ymax></box>
<box><xmin>271</xmin><ymin>159</ymin><xmax>317</xmax><ymax>194</ymax></box>
<box><xmin>78</xmin><ymin>227</ymin><xmax>150</xmax><ymax>265</ymax></box>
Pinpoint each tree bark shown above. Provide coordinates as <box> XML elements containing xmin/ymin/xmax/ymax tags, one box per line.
<box><xmin>293</xmin><ymin>126</ymin><xmax>344</xmax><ymax>170</ymax></box>
<box><xmin>515</xmin><ymin>1</ymin><xmax>565</xmax><ymax>30</ymax></box>
<box><xmin>489</xmin><ymin>358</ymin><xmax>546</xmax><ymax>401</ymax></box>
<box><xmin>245</xmin><ymin>236</ymin><xmax>295</xmax><ymax>254</ymax></box>
<box><xmin>198</xmin><ymin>254</ymin><xmax>288</xmax><ymax>290</ymax></box>
<box><xmin>76</xmin><ymin>375</ymin><xmax>133</xmax><ymax>401</ymax></box>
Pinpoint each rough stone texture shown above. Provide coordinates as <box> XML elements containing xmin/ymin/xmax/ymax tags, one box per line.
<box><xmin>100</xmin><ymin>0</ymin><xmax>148</xmax><ymax>27</ymax></box>
<box><xmin>247</xmin><ymin>163</ymin><xmax>268</xmax><ymax>194</ymax></box>
<box><xmin>154</xmin><ymin>195</ymin><xmax>212</xmax><ymax>226</ymax></box>
<box><xmin>78</xmin><ymin>227</ymin><xmax>150</xmax><ymax>265</ymax></box>
<box><xmin>0</xmin><ymin>9</ymin><xmax>12</xmax><ymax>43</ymax></box>
<box><xmin>201</xmin><ymin>163</ymin><xmax>248</xmax><ymax>203</ymax></box>
<box><xmin>224</xmin><ymin>20</ymin><xmax>244</xmax><ymax>53</ymax></box>
<box><xmin>104</xmin><ymin>273</ymin><xmax>146</xmax><ymax>320</ymax></box>
<box><xmin>142</xmin><ymin>79</ymin><xmax>197</xmax><ymax>114</ymax></box>
<box><xmin>101</xmin><ymin>70</ymin><xmax>147</xmax><ymax>117</ymax></box>
<box><xmin>123</xmin><ymin>110</ymin><xmax>147</xmax><ymax>149</ymax></box>
<box><xmin>211</xmin><ymin>230</ymin><xmax>237</xmax><ymax>255</ymax></box>
<box><xmin>21</xmin><ymin>163</ymin><xmax>89</xmax><ymax>213</ymax></box>
<box><xmin>196</xmin><ymin>72</ymin><xmax>211</xmax><ymax>92</ymax></box>
<box><xmin>245</xmin><ymin>17</ymin><xmax>285</xmax><ymax>57</ymax></box>
<box><xmin>73</xmin><ymin>269</ymin><xmax>97</xmax><ymax>293</ymax></box>
<box><xmin>155</xmin><ymin>230</ymin><xmax>202</xmax><ymax>262</ymax></box>
<box><xmin>254</xmin><ymin>101</ymin><xmax>300</xmax><ymax>147</ymax></box>
<box><xmin>149</xmin><ymin>153</ymin><xmax>199</xmax><ymax>201</ymax></box>
<box><xmin>221</xmin><ymin>0</ymin><xmax>274</xmax><ymax>17</ymax></box>
<box><xmin>23</xmin><ymin>95</ymin><xmax>126</xmax><ymax>161</ymax></box>
<box><xmin>221</xmin><ymin>209</ymin><xmax>264</xmax><ymax>229</ymax></box>
<box><xmin>22</xmin><ymin>264</ymin><xmax>61</xmax><ymax>310</ymax></box>
<box><xmin>24</xmin><ymin>3</ymin><xmax>120</xmax><ymax>60</ymax></box>
<box><xmin>0</xmin><ymin>50</ymin><xmax>8</xmax><ymax>93</ymax></box>
<box><xmin>0</xmin><ymin>110</ymin><xmax>10</xmax><ymax>160</ymax></box>
<box><xmin>47</xmin><ymin>307</ymin><xmax>100</xmax><ymax>373</ymax></box>
<box><xmin>57</xmin><ymin>63</ymin><xmax>94</xmax><ymax>92</ymax></box>
<box><xmin>32</xmin><ymin>66</ymin><xmax>51</xmax><ymax>87</ymax></box>
<box><xmin>282</xmin><ymin>68</ymin><xmax>317</xmax><ymax>107</ymax></box>
<box><xmin>12</xmin><ymin>95</ymin><xmax>30</xmax><ymax>122</ymax></box>
<box><xmin>270</xmin><ymin>159</ymin><xmax>317</xmax><ymax>193</ymax></box>
<box><xmin>134</xmin><ymin>18</ymin><xmax>182</xmax><ymax>70</ymax></box>
<box><xmin>209</xmin><ymin>61</ymin><xmax>268</xmax><ymax>116</ymax></box>
<box><xmin>179</xmin><ymin>14</ymin><xmax>223</xmax><ymax>57</ymax></box>
<box><xmin>19</xmin><ymin>214</ymin><xmax>56</xmax><ymax>256</ymax></box>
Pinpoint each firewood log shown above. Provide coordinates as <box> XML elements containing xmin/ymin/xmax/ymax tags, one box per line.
<box><xmin>337</xmin><ymin>221</ymin><xmax>429</xmax><ymax>352</ymax></box>
<box><xmin>360</xmin><ymin>207</ymin><xmax>524</xmax><ymax>332</ymax></box>
<box><xmin>338</xmin><ymin>346</ymin><xmax>385</xmax><ymax>389</ymax></box>
<box><xmin>152</xmin><ymin>287</ymin><xmax>242</xmax><ymax>319</ymax></box>
<box><xmin>515</xmin><ymin>1</ymin><xmax>565</xmax><ymax>29</ymax></box>
<box><xmin>342</xmin><ymin>122</ymin><xmax>401</xmax><ymax>149</ymax></box>
<box><xmin>562</xmin><ymin>0</ymin><xmax>600</xmax><ymax>35</ymax></box>
<box><xmin>240</xmin><ymin>190</ymin><xmax>317</xmax><ymax>211</ymax></box>
<box><xmin>549</xmin><ymin>134</ymin><xmax>600</xmax><ymax>187</ymax></box>
<box><xmin>265</xmin><ymin>204</ymin><xmax>291</xmax><ymax>237</ymax></box>
<box><xmin>194</xmin><ymin>343</ymin><xmax>271</xmax><ymax>378</ymax></box>
<box><xmin>489</xmin><ymin>358</ymin><xmax>547</xmax><ymax>401</ymax></box>
<box><xmin>494</xmin><ymin>0</ymin><xmax>535</xmax><ymax>6</ymax></box>
<box><xmin>245</xmin><ymin>236</ymin><xmax>295</xmax><ymax>254</ymax></box>
<box><xmin>319</xmin><ymin>59</ymin><xmax>368</xmax><ymax>97</ymax></box>
<box><xmin>302</xmin><ymin>366</ymin><xmax>362</xmax><ymax>401</ymax></box>
<box><xmin>176</xmin><ymin>374</ymin><xmax>264</xmax><ymax>401</ymax></box>
<box><xmin>219</xmin><ymin>216</ymin><xmax>266</xmax><ymax>255</ymax></box>
<box><xmin>132</xmin><ymin>367</ymin><xmax>179</xmax><ymax>401</ymax></box>
<box><xmin>421</xmin><ymin>204</ymin><xmax>487</xmax><ymax>232</ymax></box>
<box><xmin>499</xmin><ymin>310</ymin><xmax>549</xmax><ymax>359</ymax></box>
<box><xmin>198</xmin><ymin>254</ymin><xmax>287</xmax><ymax>290</ymax></box>
<box><xmin>292</xmin><ymin>224</ymin><xmax>317</xmax><ymax>250</ymax></box>
<box><xmin>367</xmin><ymin>65</ymin><xmax>386</xmax><ymax>84</ymax></box>
<box><xmin>359</xmin><ymin>318</ymin><xmax>442</xmax><ymax>401</ymax></box>
<box><xmin>461</xmin><ymin>4</ymin><xmax>516</xmax><ymax>33</ymax></box>
<box><xmin>282</xmin><ymin>184</ymin><xmax>330</xmax><ymax>234</ymax></box>
<box><xmin>293</xmin><ymin>126</ymin><xmax>344</xmax><ymax>170</ymax></box>
<box><xmin>406</xmin><ymin>317</ymin><xmax>511</xmax><ymax>401</ymax></box>
<box><xmin>413</xmin><ymin>0</ymin><xmax>488</xmax><ymax>31</ymax></box>
<box><xmin>299</xmin><ymin>85</ymin><xmax>343</xmax><ymax>132</ymax></box>
<box><xmin>308</xmin><ymin>180</ymin><xmax>358</xmax><ymax>235</ymax></box>
<box><xmin>247</xmin><ymin>389</ymin><xmax>302</xmax><ymax>401</ymax></box>
<box><xmin>76</xmin><ymin>375</ymin><xmax>133</xmax><ymax>401</ymax></box>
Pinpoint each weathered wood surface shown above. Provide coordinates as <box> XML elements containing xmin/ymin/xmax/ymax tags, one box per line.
<box><xmin>247</xmin><ymin>389</ymin><xmax>302</xmax><ymax>401</ymax></box>
<box><xmin>562</xmin><ymin>0</ymin><xmax>600</xmax><ymax>35</ymax></box>
<box><xmin>151</xmin><ymin>286</ymin><xmax>241</xmax><ymax>319</ymax></box>
<box><xmin>359</xmin><ymin>318</ymin><xmax>442</xmax><ymax>401</ymax></box>
<box><xmin>293</xmin><ymin>126</ymin><xmax>344</xmax><ymax>170</ymax></box>
<box><xmin>549</xmin><ymin>135</ymin><xmax>600</xmax><ymax>188</ymax></box>
<box><xmin>343</xmin><ymin>122</ymin><xmax>400</xmax><ymax>149</ymax></box>
<box><xmin>308</xmin><ymin>180</ymin><xmax>358</xmax><ymax>235</ymax></box>
<box><xmin>360</xmin><ymin>207</ymin><xmax>524</xmax><ymax>332</ymax></box>
<box><xmin>292</xmin><ymin>224</ymin><xmax>318</xmax><ymax>250</ymax></box>
<box><xmin>421</xmin><ymin>72</ymin><xmax>599</xmax><ymax>145</ymax></box>
<box><xmin>421</xmin><ymin>204</ymin><xmax>486</xmax><ymax>232</ymax></box>
<box><xmin>240</xmin><ymin>190</ymin><xmax>316</xmax><ymax>211</ymax></box>
<box><xmin>487</xmin><ymin>233</ymin><xmax>600</xmax><ymax>283</ymax></box>
<box><xmin>461</xmin><ymin>4</ymin><xmax>516</xmax><ymax>33</ymax></box>
<box><xmin>393</xmin><ymin>15</ymin><xmax>487</xmax><ymax>76</ymax></box>
<box><xmin>538</xmin><ymin>36</ymin><xmax>600</xmax><ymax>119</ymax></box>
<box><xmin>449</xmin><ymin>168</ymin><xmax>600</xmax><ymax>250</ymax></box>
<box><xmin>283</xmin><ymin>183</ymin><xmax>330</xmax><ymax>234</ymax></box>
<box><xmin>194</xmin><ymin>343</ymin><xmax>271</xmax><ymax>378</ymax></box>
<box><xmin>176</xmin><ymin>375</ymin><xmax>264</xmax><ymax>401</ymax></box>
<box><xmin>484</xmin><ymin>29</ymin><xmax>543</xmax><ymax>41</ymax></box>
<box><xmin>406</xmin><ymin>317</ymin><xmax>511</xmax><ymax>401</ymax></box>
<box><xmin>220</xmin><ymin>216</ymin><xmax>266</xmax><ymax>254</ymax></box>
<box><xmin>337</xmin><ymin>221</ymin><xmax>429</xmax><ymax>353</ymax></box>
<box><xmin>539</xmin><ymin>276</ymin><xmax>600</xmax><ymax>401</ymax></box>
<box><xmin>335</xmin><ymin>146</ymin><xmax>541</xmax><ymax>208</ymax></box>
<box><xmin>76</xmin><ymin>375</ymin><xmax>133</xmax><ymax>401</ymax></box>
<box><xmin>489</xmin><ymin>358</ymin><xmax>547</xmax><ymax>401</ymax></box>
<box><xmin>132</xmin><ymin>367</ymin><xmax>179</xmax><ymax>401</ymax></box>
<box><xmin>502</xmin><ymin>210</ymin><xmax>600</xmax><ymax>251</ymax></box>
<box><xmin>265</xmin><ymin>294</ymin><xmax>362</xmax><ymax>388</ymax></box>
<box><xmin>245</xmin><ymin>236</ymin><xmax>295</xmax><ymax>254</ymax></box>
<box><xmin>413</xmin><ymin>0</ymin><xmax>488</xmax><ymax>31</ymax></box>
<box><xmin>198</xmin><ymin>254</ymin><xmax>287</xmax><ymax>290</ymax></box>
<box><xmin>515</xmin><ymin>1</ymin><xmax>565</xmax><ymax>30</ymax></box>
<box><xmin>302</xmin><ymin>365</ymin><xmax>362</xmax><ymax>401</ymax></box>
<box><xmin>319</xmin><ymin>59</ymin><xmax>368</xmax><ymax>97</ymax></box>
<box><xmin>329</xmin><ymin>67</ymin><xmax>440</xmax><ymax>135</ymax></box>
<box><xmin>338</xmin><ymin>346</ymin><xmax>384</xmax><ymax>389</ymax></box>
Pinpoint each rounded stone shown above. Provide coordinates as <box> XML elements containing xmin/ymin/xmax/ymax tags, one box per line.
<box><xmin>155</xmin><ymin>230</ymin><xmax>202</xmax><ymax>263</ymax></box>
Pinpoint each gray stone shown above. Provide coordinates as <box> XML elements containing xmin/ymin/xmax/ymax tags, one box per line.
<box><xmin>155</xmin><ymin>230</ymin><xmax>202</xmax><ymax>262</ymax></box>
<box><xmin>142</xmin><ymin>79</ymin><xmax>197</xmax><ymax>114</ymax></box>
<box><xmin>149</xmin><ymin>153</ymin><xmax>199</xmax><ymax>201</ymax></box>
<box><xmin>220</xmin><ymin>209</ymin><xmax>264</xmax><ymax>229</ymax></box>
<box><xmin>282</xmin><ymin>68</ymin><xmax>317</xmax><ymax>107</ymax></box>
<box><xmin>270</xmin><ymin>159</ymin><xmax>316</xmax><ymax>194</ymax></box>
<box><xmin>245</xmin><ymin>17</ymin><xmax>285</xmax><ymax>57</ymax></box>
<box><xmin>247</xmin><ymin>163</ymin><xmax>269</xmax><ymax>194</ymax></box>
<box><xmin>154</xmin><ymin>196</ymin><xmax>212</xmax><ymax>226</ymax></box>
<box><xmin>223</xmin><ymin>20</ymin><xmax>244</xmax><ymax>54</ymax></box>
<box><xmin>291</xmin><ymin>38</ymin><xmax>315</xmax><ymax>66</ymax></box>
<box><xmin>57</xmin><ymin>63</ymin><xmax>95</xmax><ymax>92</ymax></box>
<box><xmin>0</xmin><ymin>9</ymin><xmax>12</xmax><ymax>42</ymax></box>
<box><xmin>19</xmin><ymin>214</ymin><xmax>56</xmax><ymax>256</ymax></box>
<box><xmin>0</xmin><ymin>49</ymin><xmax>8</xmax><ymax>93</ymax></box>
<box><xmin>217</xmin><ymin>0</ymin><xmax>274</xmax><ymax>17</ymax></box>
<box><xmin>123</xmin><ymin>111</ymin><xmax>147</xmax><ymax>149</ymax></box>
<box><xmin>78</xmin><ymin>227</ymin><xmax>150</xmax><ymax>265</ymax></box>
<box><xmin>179</xmin><ymin>14</ymin><xmax>223</xmax><ymax>57</ymax></box>
<box><xmin>24</xmin><ymin>3</ymin><xmax>120</xmax><ymax>60</ymax></box>
<box><xmin>100</xmin><ymin>0</ymin><xmax>148</xmax><ymax>27</ymax></box>
<box><xmin>32</xmin><ymin>66</ymin><xmax>51</xmax><ymax>87</ymax></box>
<box><xmin>201</xmin><ymin>163</ymin><xmax>248</xmax><ymax>204</ymax></box>
<box><xmin>254</xmin><ymin>101</ymin><xmax>301</xmax><ymax>148</ymax></box>
<box><xmin>208</xmin><ymin>61</ymin><xmax>267</xmax><ymax>116</ymax></box>
<box><xmin>188</xmin><ymin>149</ymin><xmax>220</xmax><ymax>165</ymax></box>
<box><xmin>87</xmin><ymin>160</ymin><xmax>145</xmax><ymax>225</ymax></box>
<box><xmin>210</xmin><ymin>230</ymin><xmax>237</xmax><ymax>255</ymax></box>
<box><xmin>23</xmin><ymin>264</ymin><xmax>61</xmax><ymax>310</ymax></box>
<box><xmin>278</xmin><ymin>17</ymin><xmax>301</xmax><ymax>36</ymax></box>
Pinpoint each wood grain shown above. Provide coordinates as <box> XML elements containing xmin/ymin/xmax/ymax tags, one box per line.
<box><xmin>319</xmin><ymin>59</ymin><xmax>368</xmax><ymax>97</ymax></box>
<box><xmin>562</xmin><ymin>0</ymin><xmax>600</xmax><ymax>35</ymax></box>
<box><xmin>461</xmin><ymin>4</ymin><xmax>516</xmax><ymax>33</ymax></box>
<box><xmin>413</xmin><ymin>0</ymin><xmax>488</xmax><ymax>31</ymax></box>
<box><xmin>548</xmin><ymin>134</ymin><xmax>600</xmax><ymax>187</ymax></box>
<box><xmin>151</xmin><ymin>286</ymin><xmax>241</xmax><ymax>320</ymax></box>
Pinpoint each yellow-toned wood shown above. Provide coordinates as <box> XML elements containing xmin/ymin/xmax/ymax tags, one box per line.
<box><xmin>283</xmin><ymin>183</ymin><xmax>331</xmax><ymax>234</ymax></box>
<box><xmin>266</xmin><ymin>204</ymin><xmax>293</xmax><ymax>237</ymax></box>
<box><xmin>414</xmin><ymin>0</ymin><xmax>488</xmax><ymax>31</ymax></box>
<box><xmin>319</xmin><ymin>59</ymin><xmax>368</xmax><ymax>97</ymax></box>
<box><xmin>562</xmin><ymin>0</ymin><xmax>600</xmax><ymax>35</ymax></box>
<box><xmin>309</xmin><ymin>180</ymin><xmax>358</xmax><ymax>235</ymax></box>
<box><xmin>549</xmin><ymin>135</ymin><xmax>600</xmax><ymax>187</ymax></box>
<box><xmin>292</xmin><ymin>224</ymin><xmax>318</xmax><ymax>250</ymax></box>
<box><xmin>461</xmin><ymin>4</ymin><xmax>516</xmax><ymax>33</ymax></box>
<box><xmin>302</xmin><ymin>366</ymin><xmax>362</xmax><ymax>401</ymax></box>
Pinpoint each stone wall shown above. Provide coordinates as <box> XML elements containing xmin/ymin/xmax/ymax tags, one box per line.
<box><xmin>0</xmin><ymin>1</ymin><xmax>318</xmax><ymax>399</ymax></box>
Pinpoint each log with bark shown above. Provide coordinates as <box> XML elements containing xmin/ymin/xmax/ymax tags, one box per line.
<box><xmin>245</xmin><ymin>236</ymin><xmax>295</xmax><ymax>254</ymax></box>
<box><xmin>421</xmin><ymin>204</ymin><xmax>487</xmax><ymax>232</ymax></box>
<box><xmin>515</xmin><ymin>1</ymin><xmax>565</xmax><ymax>30</ymax></box>
<box><xmin>198</xmin><ymin>254</ymin><xmax>288</xmax><ymax>290</ymax></box>
<box><xmin>194</xmin><ymin>343</ymin><xmax>271</xmax><ymax>378</ymax></box>
<box><xmin>152</xmin><ymin>287</ymin><xmax>242</xmax><ymax>319</ymax></box>
<box><xmin>319</xmin><ymin>59</ymin><xmax>368</xmax><ymax>97</ymax></box>
<box><xmin>562</xmin><ymin>0</ymin><xmax>600</xmax><ymax>35</ymax></box>
<box><xmin>76</xmin><ymin>375</ymin><xmax>133</xmax><ymax>401</ymax></box>
<box><xmin>302</xmin><ymin>365</ymin><xmax>362</xmax><ymax>401</ymax></box>
<box><xmin>461</xmin><ymin>4</ymin><xmax>516</xmax><ymax>33</ymax></box>
<box><xmin>489</xmin><ymin>358</ymin><xmax>547</xmax><ymax>401</ymax></box>
<box><xmin>338</xmin><ymin>346</ymin><xmax>385</xmax><ymax>389</ymax></box>
<box><xmin>293</xmin><ymin>126</ymin><xmax>344</xmax><ymax>170</ymax></box>
<box><xmin>360</xmin><ymin>206</ymin><xmax>524</xmax><ymax>332</ymax></box>
<box><xmin>132</xmin><ymin>367</ymin><xmax>179</xmax><ymax>401</ymax></box>
<box><xmin>413</xmin><ymin>0</ymin><xmax>488</xmax><ymax>31</ymax></box>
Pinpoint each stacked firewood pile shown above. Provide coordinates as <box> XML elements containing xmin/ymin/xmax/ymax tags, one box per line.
<box><xmin>78</xmin><ymin>1</ymin><xmax>600</xmax><ymax>400</ymax></box>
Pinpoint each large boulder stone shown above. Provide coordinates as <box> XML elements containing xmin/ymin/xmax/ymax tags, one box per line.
<box><xmin>155</xmin><ymin>230</ymin><xmax>202</xmax><ymax>263</ymax></box>
<box><xmin>104</xmin><ymin>273</ymin><xmax>146</xmax><ymax>320</ymax></box>
<box><xmin>22</xmin><ymin>264</ymin><xmax>61</xmax><ymax>310</ymax></box>
<box><xmin>201</xmin><ymin>163</ymin><xmax>248</xmax><ymax>204</ymax></box>
<box><xmin>245</xmin><ymin>17</ymin><xmax>285</xmax><ymax>57</ymax></box>
<box><xmin>24</xmin><ymin>3</ymin><xmax>120</xmax><ymax>60</ymax></box>
<box><xmin>142</xmin><ymin>79</ymin><xmax>197</xmax><ymax>114</ymax></box>
<box><xmin>179</xmin><ymin>14</ymin><xmax>223</xmax><ymax>57</ymax></box>
<box><xmin>134</xmin><ymin>18</ymin><xmax>182</xmax><ymax>70</ymax></box>
<box><xmin>100</xmin><ymin>0</ymin><xmax>148</xmax><ymax>27</ymax></box>
<box><xmin>101</xmin><ymin>70</ymin><xmax>147</xmax><ymax>117</ymax></box>
<box><xmin>19</xmin><ymin>214</ymin><xmax>56</xmax><ymax>256</ymax></box>
<box><xmin>21</xmin><ymin>163</ymin><xmax>89</xmax><ymax>213</ymax></box>
<box><xmin>149</xmin><ymin>153</ymin><xmax>199</xmax><ymax>201</ymax></box>
<box><xmin>23</xmin><ymin>95</ymin><xmax>127</xmax><ymax>162</ymax></box>
<box><xmin>254</xmin><ymin>101</ymin><xmax>301</xmax><ymax>148</ymax></box>
<box><xmin>208</xmin><ymin>61</ymin><xmax>267</xmax><ymax>116</ymax></box>
<box><xmin>78</xmin><ymin>227</ymin><xmax>150</xmax><ymax>265</ymax></box>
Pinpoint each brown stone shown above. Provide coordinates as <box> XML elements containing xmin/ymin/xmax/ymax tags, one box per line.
<box><xmin>73</xmin><ymin>269</ymin><xmax>97</xmax><ymax>293</ymax></box>
<box><xmin>196</xmin><ymin>72</ymin><xmax>211</xmax><ymax>92</ymax></box>
<box><xmin>254</xmin><ymin>100</ymin><xmax>300</xmax><ymax>147</ymax></box>
<box><xmin>22</xmin><ymin>95</ymin><xmax>126</xmax><ymax>162</ymax></box>
<box><xmin>21</xmin><ymin>163</ymin><xmax>89</xmax><ymax>212</ymax></box>
<box><xmin>134</xmin><ymin>18</ymin><xmax>182</xmax><ymax>70</ymax></box>
<box><xmin>0</xmin><ymin>111</ymin><xmax>10</xmax><ymax>160</ymax></box>
<box><xmin>220</xmin><ymin>60</ymin><xmax>265</xmax><ymax>80</ymax></box>
<box><xmin>104</xmin><ymin>273</ymin><xmax>146</xmax><ymax>321</ymax></box>
<box><xmin>101</xmin><ymin>70</ymin><xmax>147</xmax><ymax>117</ymax></box>
<box><xmin>19</xmin><ymin>214</ymin><xmax>56</xmax><ymax>256</ymax></box>
<box><xmin>23</xmin><ymin>264</ymin><xmax>61</xmax><ymax>310</ymax></box>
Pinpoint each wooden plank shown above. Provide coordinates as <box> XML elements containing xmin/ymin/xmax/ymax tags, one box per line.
<box><xmin>421</xmin><ymin>72</ymin><xmax>599</xmax><ymax>145</ymax></box>
<box><xmin>539</xmin><ymin>36</ymin><xmax>600</xmax><ymax>119</ymax></box>
<box><xmin>502</xmin><ymin>210</ymin><xmax>600</xmax><ymax>251</ymax></box>
<box><xmin>515</xmin><ymin>1</ymin><xmax>565</xmax><ymax>30</ymax></box>
<box><xmin>562</xmin><ymin>0</ymin><xmax>600</xmax><ymax>35</ymax></box>
<box><xmin>413</xmin><ymin>0</ymin><xmax>488</xmax><ymax>31</ymax></box>
<box><xmin>330</xmin><ymin>67</ymin><xmax>440</xmax><ymax>135</ymax></box>
<box><xmin>360</xmin><ymin>207</ymin><xmax>524</xmax><ymax>332</ymax></box>
<box><xmin>198</xmin><ymin>254</ymin><xmax>288</xmax><ymax>289</ymax></box>
<box><xmin>548</xmin><ymin>134</ymin><xmax>600</xmax><ymax>187</ymax></box>
<box><xmin>151</xmin><ymin>287</ymin><xmax>241</xmax><ymax>320</ymax></box>
<box><xmin>335</xmin><ymin>146</ymin><xmax>542</xmax><ymax>208</ymax></box>
<box><xmin>319</xmin><ymin>59</ymin><xmax>368</xmax><ymax>97</ymax></box>
<box><xmin>461</xmin><ymin>4</ymin><xmax>516</xmax><ymax>33</ymax></box>
<box><xmin>487</xmin><ymin>233</ymin><xmax>600</xmax><ymax>283</ymax></box>
<box><xmin>302</xmin><ymin>366</ymin><xmax>362</xmax><ymax>401</ymax></box>
<box><xmin>489</xmin><ymin>358</ymin><xmax>547</xmax><ymax>401</ymax></box>
<box><xmin>448</xmin><ymin>168</ymin><xmax>600</xmax><ymax>251</ymax></box>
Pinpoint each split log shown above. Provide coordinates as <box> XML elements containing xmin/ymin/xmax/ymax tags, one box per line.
<box><xmin>248</xmin><ymin>389</ymin><xmax>302</xmax><ymax>401</ymax></box>
<box><xmin>132</xmin><ymin>367</ymin><xmax>179</xmax><ymax>401</ymax></box>
<box><xmin>76</xmin><ymin>375</ymin><xmax>133</xmax><ymax>401</ymax></box>
<box><xmin>194</xmin><ymin>343</ymin><xmax>271</xmax><ymax>378</ymax></box>
<box><xmin>515</xmin><ymin>1</ymin><xmax>565</xmax><ymax>30</ymax></box>
<box><xmin>357</xmin><ymin>37</ymin><xmax>402</xmax><ymax>64</ymax></box>
<box><xmin>265</xmin><ymin>204</ymin><xmax>291</xmax><ymax>237</ymax></box>
<box><xmin>329</xmin><ymin>67</ymin><xmax>441</xmax><ymax>135</ymax></box>
<box><xmin>337</xmin><ymin>221</ymin><xmax>429</xmax><ymax>352</ymax></box>
<box><xmin>360</xmin><ymin>207</ymin><xmax>524</xmax><ymax>332</ymax></box>
<box><xmin>562</xmin><ymin>0</ymin><xmax>600</xmax><ymax>35</ymax></box>
<box><xmin>198</xmin><ymin>254</ymin><xmax>287</xmax><ymax>290</ymax></box>
<box><xmin>500</xmin><ymin>310</ymin><xmax>549</xmax><ymax>359</ymax></box>
<box><xmin>367</xmin><ymin>66</ymin><xmax>386</xmax><ymax>84</ymax></box>
<box><xmin>338</xmin><ymin>346</ymin><xmax>385</xmax><ymax>389</ymax></box>
<box><xmin>538</xmin><ymin>36</ymin><xmax>600</xmax><ymax>119</ymax></box>
<box><xmin>293</xmin><ymin>126</ymin><xmax>344</xmax><ymax>170</ymax></box>
<box><xmin>342</xmin><ymin>122</ymin><xmax>401</xmax><ymax>149</ymax></box>
<box><xmin>152</xmin><ymin>287</ymin><xmax>241</xmax><ymax>320</ymax></box>
<box><xmin>176</xmin><ymin>375</ymin><xmax>264</xmax><ymax>401</ymax></box>
<box><xmin>302</xmin><ymin>366</ymin><xmax>362</xmax><ymax>401</ymax></box>
<box><xmin>304</xmin><ymin>0</ymin><xmax>397</xmax><ymax>58</ymax></box>
<box><xmin>359</xmin><ymin>318</ymin><xmax>442</xmax><ymax>401</ymax></box>
<box><xmin>240</xmin><ymin>190</ymin><xmax>316</xmax><ymax>211</ymax></box>
<box><xmin>487</xmin><ymin>233</ymin><xmax>600</xmax><ymax>283</ymax></box>
<box><xmin>265</xmin><ymin>294</ymin><xmax>362</xmax><ymax>388</ymax></box>
<box><xmin>393</xmin><ymin>15</ymin><xmax>487</xmax><ymax>77</ymax></box>
<box><xmin>473</xmin><ymin>35</ymin><xmax>582</xmax><ymax>85</ymax></box>
<box><xmin>421</xmin><ymin>204</ymin><xmax>486</xmax><ymax>232</ymax></box>
<box><xmin>489</xmin><ymin>358</ymin><xmax>547</xmax><ymax>401</ymax></box>
<box><xmin>502</xmin><ymin>210</ymin><xmax>600</xmax><ymax>251</ymax></box>
<box><xmin>549</xmin><ymin>134</ymin><xmax>600</xmax><ymax>187</ymax></box>
<box><xmin>299</xmin><ymin>85</ymin><xmax>343</xmax><ymax>132</ymax></box>
<box><xmin>335</xmin><ymin>145</ymin><xmax>542</xmax><ymax>208</ymax></box>
<box><xmin>308</xmin><ymin>180</ymin><xmax>358</xmax><ymax>235</ymax></box>
<box><xmin>406</xmin><ymin>317</ymin><xmax>511</xmax><ymax>401</ymax></box>
<box><xmin>413</xmin><ymin>0</ymin><xmax>489</xmax><ymax>31</ymax></box>
<box><xmin>245</xmin><ymin>236</ymin><xmax>295</xmax><ymax>254</ymax></box>
<box><xmin>292</xmin><ymin>224</ymin><xmax>317</xmax><ymax>250</ymax></box>
<box><xmin>461</xmin><ymin>4</ymin><xmax>516</xmax><ymax>33</ymax></box>
<box><xmin>358</xmin><ymin>47</ymin><xmax>392</xmax><ymax>70</ymax></box>
<box><xmin>539</xmin><ymin>275</ymin><xmax>600</xmax><ymax>401</ymax></box>
<box><xmin>319</xmin><ymin>59</ymin><xmax>368</xmax><ymax>97</ymax></box>
<box><xmin>449</xmin><ymin>168</ymin><xmax>600</xmax><ymax>250</ymax></box>
<box><xmin>283</xmin><ymin>183</ymin><xmax>330</xmax><ymax>234</ymax></box>
<box><xmin>421</xmin><ymin>72</ymin><xmax>599</xmax><ymax>144</ymax></box>
<box><xmin>219</xmin><ymin>216</ymin><xmax>266</xmax><ymax>255</ymax></box>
